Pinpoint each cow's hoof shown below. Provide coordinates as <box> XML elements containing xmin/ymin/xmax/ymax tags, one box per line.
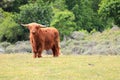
<box><xmin>38</xmin><ymin>56</ymin><xmax>42</xmax><ymax>58</ymax></box>
<box><xmin>53</xmin><ymin>55</ymin><xmax>59</xmax><ymax>57</ymax></box>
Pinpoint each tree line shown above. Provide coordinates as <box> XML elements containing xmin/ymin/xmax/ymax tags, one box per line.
<box><xmin>0</xmin><ymin>0</ymin><xmax>119</xmax><ymax>43</ymax></box>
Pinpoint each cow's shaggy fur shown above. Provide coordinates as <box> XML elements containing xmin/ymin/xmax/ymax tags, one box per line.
<box><xmin>22</xmin><ymin>22</ymin><xmax>60</xmax><ymax>58</ymax></box>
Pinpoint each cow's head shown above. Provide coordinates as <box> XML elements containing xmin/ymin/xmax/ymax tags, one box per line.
<box><xmin>21</xmin><ymin>22</ymin><xmax>46</xmax><ymax>35</ymax></box>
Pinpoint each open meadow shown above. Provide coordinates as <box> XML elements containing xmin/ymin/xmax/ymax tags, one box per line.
<box><xmin>0</xmin><ymin>54</ymin><xmax>120</xmax><ymax>80</ymax></box>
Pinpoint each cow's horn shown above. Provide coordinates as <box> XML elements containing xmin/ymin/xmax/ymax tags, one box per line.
<box><xmin>39</xmin><ymin>24</ymin><xmax>46</xmax><ymax>28</ymax></box>
<box><xmin>21</xmin><ymin>24</ymin><xmax>28</xmax><ymax>27</ymax></box>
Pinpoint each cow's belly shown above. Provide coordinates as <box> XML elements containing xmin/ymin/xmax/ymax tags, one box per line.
<box><xmin>44</xmin><ymin>40</ymin><xmax>54</xmax><ymax>50</ymax></box>
<box><xmin>44</xmin><ymin>45</ymin><xmax>53</xmax><ymax>50</ymax></box>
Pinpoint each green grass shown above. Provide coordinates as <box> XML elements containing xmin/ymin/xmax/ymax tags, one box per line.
<box><xmin>0</xmin><ymin>54</ymin><xmax>120</xmax><ymax>80</ymax></box>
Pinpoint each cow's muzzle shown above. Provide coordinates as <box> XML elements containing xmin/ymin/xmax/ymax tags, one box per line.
<box><xmin>32</xmin><ymin>31</ymin><xmax>36</xmax><ymax>34</ymax></box>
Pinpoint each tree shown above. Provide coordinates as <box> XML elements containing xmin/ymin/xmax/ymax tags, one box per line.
<box><xmin>51</xmin><ymin>9</ymin><xmax>76</xmax><ymax>40</ymax></box>
<box><xmin>52</xmin><ymin>0</ymin><xmax>67</xmax><ymax>11</ymax></box>
<box><xmin>0</xmin><ymin>9</ymin><xmax>24</xmax><ymax>43</ymax></box>
<box><xmin>15</xmin><ymin>1</ymin><xmax>53</xmax><ymax>26</ymax></box>
<box><xmin>98</xmin><ymin>0</ymin><xmax>120</xmax><ymax>26</ymax></box>
<box><xmin>65</xmin><ymin>0</ymin><xmax>105</xmax><ymax>32</ymax></box>
<box><xmin>92</xmin><ymin>0</ymin><xmax>101</xmax><ymax>12</ymax></box>
<box><xmin>0</xmin><ymin>0</ymin><xmax>28</xmax><ymax>12</ymax></box>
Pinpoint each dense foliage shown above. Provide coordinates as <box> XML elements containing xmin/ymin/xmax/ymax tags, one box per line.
<box><xmin>15</xmin><ymin>1</ymin><xmax>53</xmax><ymax>25</ymax></box>
<box><xmin>0</xmin><ymin>0</ymin><xmax>119</xmax><ymax>43</ymax></box>
<box><xmin>0</xmin><ymin>9</ymin><xmax>24</xmax><ymax>42</ymax></box>
<box><xmin>51</xmin><ymin>9</ymin><xmax>76</xmax><ymax>39</ymax></box>
<box><xmin>0</xmin><ymin>0</ymin><xmax>28</xmax><ymax>12</ymax></box>
<box><xmin>98</xmin><ymin>0</ymin><xmax>120</xmax><ymax>26</ymax></box>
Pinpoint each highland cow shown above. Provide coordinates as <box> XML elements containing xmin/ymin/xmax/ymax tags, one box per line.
<box><xmin>21</xmin><ymin>22</ymin><xmax>60</xmax><ymax>58</ymax></box>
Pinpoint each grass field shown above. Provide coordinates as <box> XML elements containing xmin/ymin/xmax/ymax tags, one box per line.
<box><xmin>0</xmin><ymin>54</ymin><xmax>120</xmax><ymax>80</ymax></box>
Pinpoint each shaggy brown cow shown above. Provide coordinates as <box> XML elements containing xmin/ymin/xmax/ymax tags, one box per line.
<box><xmin>21</xmin><ymin>22</ymin><xmax>60</xmax><ymax>58</ymax></box>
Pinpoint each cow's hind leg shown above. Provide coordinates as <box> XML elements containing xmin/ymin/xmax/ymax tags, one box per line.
<box><xmin>55</xmin><ymin>42</ymin><xmax>60</xmax><ymax>57</ymax></box>
<box><xmin>52</xmin><ymin>47</ymin><xmax>56</xmax><ymax>57</ymax></box>
<box><xmin>52</xmin><ymin>45</ymin><xmax>59</xmax><ymax>57</ymax></box>
<box><xmin>55</xmin><ymin>47</ymin><xmax>59</xmax><ymax>57</ymax></box>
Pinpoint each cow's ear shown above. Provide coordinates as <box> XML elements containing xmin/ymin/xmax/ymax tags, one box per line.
<box><xmin>21</xmin><ymin>24</ymin><xmax>29</xmax><ymax>28</ymax></box>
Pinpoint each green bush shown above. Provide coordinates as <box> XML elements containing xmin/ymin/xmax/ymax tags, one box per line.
<box><xmin>0</xmin><ymin>13</ymin><xmax>24</xmax><ymax>43</ymax></box>
<box><xmin>51</xmin><ymin>9</ymin><xmax>76</xmax><ymax>40</ymax></box>
<box><xmin>98</xmin><ymin>0</ymin><xmax>120</xmax><ymax>26</ymax></box>
<box><xmin>0</xmin><ymin>8</ymin><xmax>25</xmax><ymax>43</ymax></box>
<box><xmin>15</xmin><ymin>1</ymin><xmax>53</xmax><ymax>26</ymax></box>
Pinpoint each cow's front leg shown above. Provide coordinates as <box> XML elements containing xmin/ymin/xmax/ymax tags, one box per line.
<box><xmin>33</xmin><ymin>53</ymin><xmax>37</xmax><ymax>58</ymax></box>
<box><xmin>31</xmin><ymin>45</ymin><xmax>38</xmax><ymax>58</ymax></box>
<box><xmin>32</xmin><ymin>48</ymin><xmax>38</xmax><ymax>58</ymax></box>
<box><xmin>38</xmin><ymin>48</ymin><xmax>43</xmax><ymax>58</ymax></box>
<box><xmin>30</xmin><ymin>39</ymin><xmax>38</xmax><ymax>58</ymax></box>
